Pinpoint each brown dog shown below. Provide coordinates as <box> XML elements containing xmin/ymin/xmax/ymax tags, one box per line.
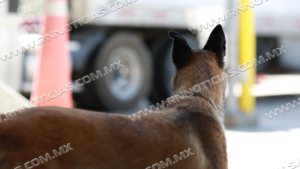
<box><xmin>0</xmin><ymin>25</ymin><xmax>227</xmax><ymax>169</ymax></box>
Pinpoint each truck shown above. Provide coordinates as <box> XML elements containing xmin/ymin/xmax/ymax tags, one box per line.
<box><xmin>1</xmin><ymin>0</ymin><xmax>300</xmax><ymax>112</ymax></box>
<box><xmin>6</xmin><ymin>0</ymin><xmax>200</xmax><ymax>111</ymax></box>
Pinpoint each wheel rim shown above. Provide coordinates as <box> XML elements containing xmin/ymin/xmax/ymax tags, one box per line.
<box><xmin>104</xmin><ymin>46</ymin><xmax>144</xmax><ymax>101</ymax></box>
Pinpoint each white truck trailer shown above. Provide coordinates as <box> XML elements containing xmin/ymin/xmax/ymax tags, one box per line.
<box><xmin>17</xmin><ymin>0</ymin><xmax>200</xmax><ymax>110</ymax></box>
<box><xmin>1</xmin><ymin>0</ymin><xmax>300</xmax><ymax>111</ymax></box>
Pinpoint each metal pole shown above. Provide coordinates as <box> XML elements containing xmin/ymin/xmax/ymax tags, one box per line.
<box><xmin>239</xmin><ymin>0</ymin><xmax>256</xmax><ymax>114</ymax></box>
<box><xmin>225</xmin><ymin>0</ymin><xmax>240</xmax><ymax>116</ymax></box>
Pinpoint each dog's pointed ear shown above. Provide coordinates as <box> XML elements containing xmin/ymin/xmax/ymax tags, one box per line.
<box><xmin>168</xmin><ymin>31</ymin><xmax>192</xmax><ymax>69</ymax></box>
<box><xmin>203</xmin><ymin>25</ymin><xmax>226</xmax><ymax>68</ymax></box>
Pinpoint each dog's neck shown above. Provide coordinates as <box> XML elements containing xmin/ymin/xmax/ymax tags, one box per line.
<box><xmin>171</xmin><ymin>79</ymin><xmax>226</xmax><ymax>120</ymax></box>
<box><xmin>191</xmin><ymin>91</ymin><xmax>225</xmax><ymax>124</ymax></box>
<box><xmin>191</xmin><ymin>83</ymin><xmax>226</xmax><ymax>121</ymax></box>
<box><xmin>192</xmin><ymin>92</ymin><xmax>219</xmax><ymax>112</ymax></box>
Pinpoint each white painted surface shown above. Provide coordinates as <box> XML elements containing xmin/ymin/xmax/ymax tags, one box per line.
<box><xmin>0</xmin><ymin>1</ymin><xmax>23</xmax><ymax>91</ymax></box>
<box><xmin>45</xmin><ymin>1</ymin><xmax>68</xmax><ymax>16</ymax></box>
<box><xmin>252</xmin><ymin>75</ymin><xmax>300</xmax><ymax>97</ymax></box>
<box><xmin>0</xmin><ymin>81</ymin><xmax>29</xmax><ymax>114</ymax></box>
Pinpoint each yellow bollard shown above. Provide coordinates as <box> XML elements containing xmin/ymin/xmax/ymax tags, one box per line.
<box><xmin>239</xmin><ymin>0</ymin><xmax>256</xmax><ymax>114</ymax></box>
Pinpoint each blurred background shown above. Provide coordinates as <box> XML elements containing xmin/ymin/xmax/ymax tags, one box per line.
<box><xmin>1</xmin><ymin>0</ymin><xmax>300</xmax><ymax>168</ymax></box>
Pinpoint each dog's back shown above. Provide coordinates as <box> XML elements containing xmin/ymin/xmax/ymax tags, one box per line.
<box><xmin>0</xmin><ymin>25</ymin><xmax>228</xmax><ymax>169</ymax></box>
<box><xmin>0</xmin><ymin>99</ymin><xmax>226</xmax><ymax>169</ymax></box>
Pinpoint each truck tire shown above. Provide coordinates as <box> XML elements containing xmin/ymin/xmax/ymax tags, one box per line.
<box><xmin>88</xmin><ymin>32</ymin><xmax>152</xmax><ymax>110</ymax></box>
<box><xmin>150</xmin><ymin>34</ymin><xmax>199</xmax><ymax>104</ymax></box>
<box><xmin>256</xmin><ymin>37</ymin><xmax>277</xmax><ymax>73</ymax></box>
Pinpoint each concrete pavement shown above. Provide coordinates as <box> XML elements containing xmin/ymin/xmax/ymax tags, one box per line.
<box><xmin>227</xmin><ymin>96</ymin><xmax>300</xmax><ymax>169</ymax></box>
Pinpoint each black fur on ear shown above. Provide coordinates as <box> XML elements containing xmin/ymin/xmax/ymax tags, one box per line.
<box><xmin>168</xmin><ymin>31</ymin><xmax>192</xmax><ymax>69</ymax></box>
<box><xmin>203</xmin><ymin>25</ymin><xmax>226</xmax><ymax>69</ymax></box>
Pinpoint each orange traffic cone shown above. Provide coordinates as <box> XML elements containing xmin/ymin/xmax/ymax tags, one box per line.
<box><xmin>30</xmin><ymin>0</ymin><xmax>73</xmax><ymax>108</ymax></box>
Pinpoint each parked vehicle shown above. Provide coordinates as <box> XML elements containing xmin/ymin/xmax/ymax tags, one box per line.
<box><xmin>2</xmin><ymin>0</ymin><xmax>300</xmax><ymax>111</ymax></box>
<box><xmin>19</xmin><ymin>0</ymin><xmax>200</xmax><ymax>110</ymax></box>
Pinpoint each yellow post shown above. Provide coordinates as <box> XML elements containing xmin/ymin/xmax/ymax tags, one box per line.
<box><xmin>239</xmin><ymin>0</ymin><xmax>256</xmax><ymax>113</ymax></box>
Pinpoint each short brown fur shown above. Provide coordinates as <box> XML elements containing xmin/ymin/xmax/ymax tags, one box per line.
<box><xmin>0</xmin><ymin>26</ymin><xmax>227</xmax><ymax>169</ymax></box>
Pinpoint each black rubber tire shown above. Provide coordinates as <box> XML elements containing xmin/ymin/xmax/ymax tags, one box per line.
<box><xmin>149</xmin><ymin>38</ymin><xmax>172</xmax><ymax>104</ymax></box>
<box><xmin>256</xmin><ymin>37</ymin><xmax>278</xmax><ymax>73</ymax></box>
<box><xmin>88</xmin><ymin>32</ymin><xmax>153</xmax><ymax>110</ymax></box>
<box><xmin>149</xmin><ymin>34</ymin><xmax>199</xmax><ymax>104</ymax></box>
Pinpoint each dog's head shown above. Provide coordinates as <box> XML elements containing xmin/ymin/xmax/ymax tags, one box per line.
<box><xmin>169</xmin><ymin>25</ymin><xmax>226</xmax><ymax>108</ymax></box>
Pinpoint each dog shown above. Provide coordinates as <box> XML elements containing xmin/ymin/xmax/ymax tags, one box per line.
<box><xmin>0</xmin><ymin>24</ymin><xmax>227</xmax><ymax>169</ymax></box>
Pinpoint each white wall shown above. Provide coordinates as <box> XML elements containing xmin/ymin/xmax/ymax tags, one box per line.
<box><xmin>0</xmin><ymin>1</ymin><xmax>23</xmax><ymax>91</ymax></box>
